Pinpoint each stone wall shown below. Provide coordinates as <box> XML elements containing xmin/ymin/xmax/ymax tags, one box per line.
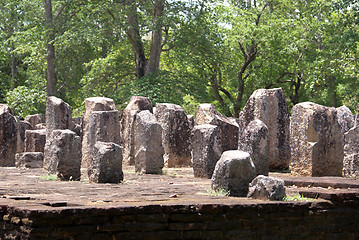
<box><xmin>1</xmin><ymin>200</ymin><xmax>358</xmax><ymax>240</ymax></box>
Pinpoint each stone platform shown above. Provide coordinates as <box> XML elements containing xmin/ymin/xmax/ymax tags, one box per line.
<box><xmin>0</xmin><ymin>167</ymin><xmax>358</xmax><ymax>239</ymax></box>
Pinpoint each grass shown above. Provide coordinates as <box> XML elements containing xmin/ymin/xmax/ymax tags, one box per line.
<box><xmin>282</xmin><ymin>194</ymin><xmax>316</xmax><ymax>202</ymax></box>
<box><xmin>206</xmin><ymin>187</ymin><xmax>230</xmax><ymax>197</ymax></box>
<box><xmin>40</xmin><ymin>174</ymin><xmax>57</xmax><ymax>181</ymax></box>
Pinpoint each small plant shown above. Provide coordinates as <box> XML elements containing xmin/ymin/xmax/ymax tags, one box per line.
<box><xmin>282</xmin><ymin>194</ymin><xmax>316</xmax><ymax>202</ymax></box>
<box><xmin>206</xmin><ymin>187</ymin><xmax>230</xmax><ymax>197</ymax></box>
<box><xmin>40</xmin><ymin>174</ymin><xmax>58</xmax><ymax>181</ymax></box>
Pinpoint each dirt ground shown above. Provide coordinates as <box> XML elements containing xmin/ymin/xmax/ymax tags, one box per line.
<box><xmin>0</xmin><ymin>166</ymin><xmax>358</xmax><ymax>209</ymax></box>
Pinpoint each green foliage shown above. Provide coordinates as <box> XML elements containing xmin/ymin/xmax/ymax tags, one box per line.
<box><xmin>5</xmin><ymin>86</ymin><xmax>47</xmax><ymax>118</ymax></box>
<box><xmin>116</xmin><ymin>70</ymin><xmax>198</xmax><ymax>109</ymax></box>
<box><xmin>206</xmin><ymin>187</ymin><xmax>230</xmax><ymax>197</ymax></box>
<box><xmin>40</xmin><ymin>174</ymin><xmax>57</xmax><ymax>181</ymax></box>
<box><xmin>0</xmin><ymin>0</ymin><xmax>357</xmax><ymax>116</ymax></box>
<box><xmin>282</xmin><ymin>194</ymin><xmax>316</xmax><ymax>202</ymax></box>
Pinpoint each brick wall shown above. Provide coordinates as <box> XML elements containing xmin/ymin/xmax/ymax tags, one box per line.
<box><xmin>1</xmin><ymin>200</ymin><xmax>358</xmax><ymax>240</ymax></box>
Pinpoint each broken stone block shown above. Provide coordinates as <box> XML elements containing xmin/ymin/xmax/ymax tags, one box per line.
<box><xmin>211</xmin><ymin>150</ymin><xmax>256</xmax><ymax>197</ymax></box>
<box><xmin>16</xmin><ymin>120</ymin><xmax>32</xmax><ymax>153</ymax></box>
<box><xmin>120</xmin><ymin>96</ymin><xmax>153</xmax><ymax>165</ymax></box>
<box><xmin>247</xmin><ymin>175</ymin><xmax>286</xmax><ymax>201</ymax></box>
<box><xmin>84</xmin><ymin>110</ymin><xmax>121</xmax><ymax>168</ymax></box>
<box><xmin>239</xmin><ymin>88</ymin><xmax>290</xmax><ymax>170</ymax></box>
<box><xmin>187</xmin><ymin>115</ymin><xmax>194</xmax><ymax>130</ymax></box>
<box><xmin>44</xmin><ymin>97</ymin><xmax>73</xmax><ymax>170</ymax></box>
<box><xmin>290</xmin><ymin>102</ymin><xmax>344</xmax><ymax>177</ymax></box>
<box><xmin>343</xmin><ymin>126</ymin><xmax>359</xmax><ymax>178</ymax></box>
<box><xmin>0</xmin><ymin>104</ymin><xmax>17</xmax><ymax>166</ymax></box>
<box><xmin>46</xmin><ymin>130</ymin><xmax>82</xmax><ymax>181</ymax></box>
<box><xmin>155</xmin><ymin>103</ymin><xmax>192</xmax><ymax>167</ymax></box>
<box><xmin>45</xmin><ymin>96</ymin><xmax>73</xmax><ymax>135</ymax></box>
<box><xmin>134</xmin><ymin>110</ymin><xmax>164</xmax><ymax>174</ymax></box>
<box><xmin>35</xmin><ymin>123</ymin><xmax>46</xmax><ymax>130</ymax></box>
<box><xmin>71</xmin><ymin>117</ymin><xmax>83</xmax><ymax>139</ymax></box>
<box><xmin>336</xmin><ymin>105</ymin><xmax>354</xmax><ymax>133</ymax></box>
<box><xmin>24</xmin><ymin>114</ymin><xmax>43</xmax><ymax>128</ymax></box>
<box><xmin>15</xmin><ymin>152</ymin><xmax>44</xmax><ymax>169</ymax></box>
<box><xmin>25</xmin><ymin>129</ymin><xmax>46</xmax><ymax>153</ymax></box>
<box><xmin>191</xmin><ymin>124</ymin><xmax>222</xmax><ymax>178</ymax></box>
<box><xmin>82</xmin><ymin>97</ymin><xmax>117</xmax><ymax>168</ymax></box>
<box><xmin>238</xmin><ymin>119</ymin><xmax>269</xmax><ymax>176</ymax></box>
<box><xmin>88</xmin><ymin>141</ymin><xmax>123</xmax><ymax>183</ymax></box>
<box><xmin>195</xmin><ymin>104</ymin><xmax>239</xmax><ymax>152</ymax></box>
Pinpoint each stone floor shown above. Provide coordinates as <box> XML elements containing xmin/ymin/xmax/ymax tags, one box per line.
<box><xmin>0</xmin><ymin>166</ymin><xmax>358</xmax><ymax>210</ymax></box>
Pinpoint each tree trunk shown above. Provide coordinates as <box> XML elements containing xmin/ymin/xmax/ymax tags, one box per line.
<box><xmin>146</xmin><ymin>0</ymin><xmax>164</xmax><ymax>75</ymax></box>
<box><xmin>10</xmin><ymin>41</ymin><xmax>18</xmax><ymax>89</ymax></box>
<box><xmin>125</xmin><ymin>0</ymin><xmax>147</xmax><ymax>79</ymax></box>
<box><xmin>44</xmin><ymin>0</ymin><xmax>56</xmax><ymax>96</ymax></box>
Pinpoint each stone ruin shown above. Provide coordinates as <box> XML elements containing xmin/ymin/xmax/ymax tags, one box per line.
<box><xmin>0</xmin><ymin>104</ymin><xmax>17</xmax><ymax>166</ymax></box>
<box><xmin>342</xmin><ymin>104</ymin><xmax>359</xmax><ymax>178</ymax></box>
<box><xmin>0</xmin><ymin>88</ymin><xmax>357</xmax><ymax>189</ymax></box>
<box><xmin>134</xmin><ymin>110</ymin><xmax>164</xmax><ymax>173</ymax></box>
<box><xmin>155</xmin><ymin>103</ymin><xmax>191</xmax><ymax>167</ymax></box>
<box><xmin>239</xmin><ymin>88</ymin><xmax>290</xmax><ymax>170</ymax></box>
<box><xmin>191</xmin><ymin>124</ymin><xmax>222</xmax><ymax>178</ymax></box>
<box><xmin>120</xmin><ymin>96</ymin><xmax>153</xmax><ymax>166</ymax></box>
<box><xmin>290</xmin><ymin>102</ymin><xmax>344</xmax><ymax>177</ymax></box>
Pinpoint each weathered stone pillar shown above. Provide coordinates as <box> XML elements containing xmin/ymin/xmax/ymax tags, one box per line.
<box><xmin>85</xmin><ymin>110</ymin><xmax>121</xmax><ymax>168</ymax></box>
<box><xmin>46</xmin><ymin>129</ymin><xmax>82</xmax><ymax>181</ymax></box>
<box><xmin>134</xmin><ymin>110</ymin><xmax>164</xmax><ymax>174</ymax></box>
<box><xmin>155</xmin><ymin>103</ymin><xmax>192</xmax><ymax>167</ymax></box>
<box><xmin>343</xmin><ymin>125</ymin><xmax>359</xmax><ymax>178</ymax></box>
<box><xmin>0</xmin><ymin>104</ymin><xmax>17</xmax><ymax>166</ymax></box>
<box><xmin>82</xmin><ymin>97</ymin><xmax>116</xmax><ymax>168</ymax></box>
<box><xmin>43</xmin><ymin>97</ymin><xmax>73</xmax><ymax>170</ymax></box>
<box><xmin>336</xmin><ymin>105</ymin><xmax>354</xmax><ymax>133</ymax></box>
<box><xmin>120</xmin><ymin>96</ymin><xmax>153</xmax><ymax>165</ymax></box>
<box><xmin>88</xmin><ymin>141</ymin><xmax>123</xmax><ymax>183</ymax></box>
<box><xmin>24</xmin><ymin>114</ymin><xmax>43</xmax><ymax>128</ymax></box>
<box><xmin>290</xmin><ymin>102</ymin><xmax>344</xmax><ymax>177</ymax></box>
<box><xmin>15</xmin><ymin>152</ymin><xmax>44</xmax><ymax>169</ymax></box>
<box><xmin>238</xmin><ymin>119</ymin><xmax>269</xmax><ymax>176</ymax></box>
<box><xmin>16</xmin><ymin>120</ymin><xmax>32</xmax><ymax>153</ymax></box>
<box><xmin>195</xmin><ymin>104</ymin><xmax>238</xmax><ymax>152</ymax></box>
<box><xmin>211</xmin><ymin>150</ymin><xmax>256</xmax><ymax>197</ymax></box>
<box><xmin>25</xmin><ymin>129</ymin><xmax>46</xmax><ymax>153</ymax></box>
<box><xmin>191</xmin><ymin>124</ymin><xmax>222</xmax><ymax>178</ymax></box>
<box><xmin>238</xmin><ymin>88</ymin><xmax>290</xmax><ymax>170</ymax></box>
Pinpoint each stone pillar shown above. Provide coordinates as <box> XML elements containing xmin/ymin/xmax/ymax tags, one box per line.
<box><xmin>0</xmin><ymin>104</ymin><xmax>17</xmax><ymax>166</ymax></box>
<box><xmin>211</xmin><ymin>150</ymin><xmax>256</xmax><ymax>197</ymax></box>
<box><xmin>84</xmin><ymin>110</ymin><xmax>121</xmax><ymax>168</ymax></box>
<box><xmin>24</xmin><ymin>114</ymin><xmax>43</xmax><ymax>128</ymax></box>
<box><xmin>46</xmin><ymin>130</ymin><xmax>82</xmax><ymax>181</ymax></box>
<box><xmin>195</xmin><ymin>104</ymin><xmax>238</xmax><ymax>152</ymax></box>
<box><xmin>238</xmin><ymin>119</ymin><xmax>269</xmax><ymax>176</ymax></box>
<box><xmin>16</xmin><ymin>120</ymin><xmax>32</xmax><ymax>153</ymax></box>
<box><xmin>343</xmin><ymin>125</ymin><xmax>359</xmax><ymax>178</ymax></box>
<box><xmin>88</xmin><ymin>141</ymin><xmax>123</xmax><ymax>183</ymax></box>
<box><xmin>290</xmin><ymin>102</ymin><xmax>344</xmax><ymax>177</ymax></box>
<box><xmin>134</xmin><ymin>110</ymin><xmax>164</xmax><ymax>174</ymax></box>
<box><xmin>336</xmin><ymin>105</ymin><xmax>354</xmax><ymax>133</ymax></box>
<box><xmin>82</xmin><ymin>97</ymin><xmax>116</xmax><ymax>168</ymax></box>
<box><xmin>43</xmin><ymin>97</ymin><xmax>73</xmax><ymax>170</ymax></box>
<box><xmin>155</xmin><ymin>103</ymin><xmax>192</xmax><ymax>167</ymax></box>
<box><xmin>238</xmin><ymin>88</ymin><xmax>290</xmax><ymax>170</ymax></box>
<box><xmin>15</xmin><ymin>152</ymin><xmax>44</xmax><ymax>169</ymax></box>
<box><xmin>120</xmin><ymin>96</ymin><xmax>153</xmax><ymax>165</ymax></box>
<box><xmin>191</xmin><ymin>124</ymin><xmax>222</xmax><ymax>178</ymax></box>
<box><xmin>25</xmin><ymin>129</ymin><xmax>46</xmax><ymax>153</ymax></box>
